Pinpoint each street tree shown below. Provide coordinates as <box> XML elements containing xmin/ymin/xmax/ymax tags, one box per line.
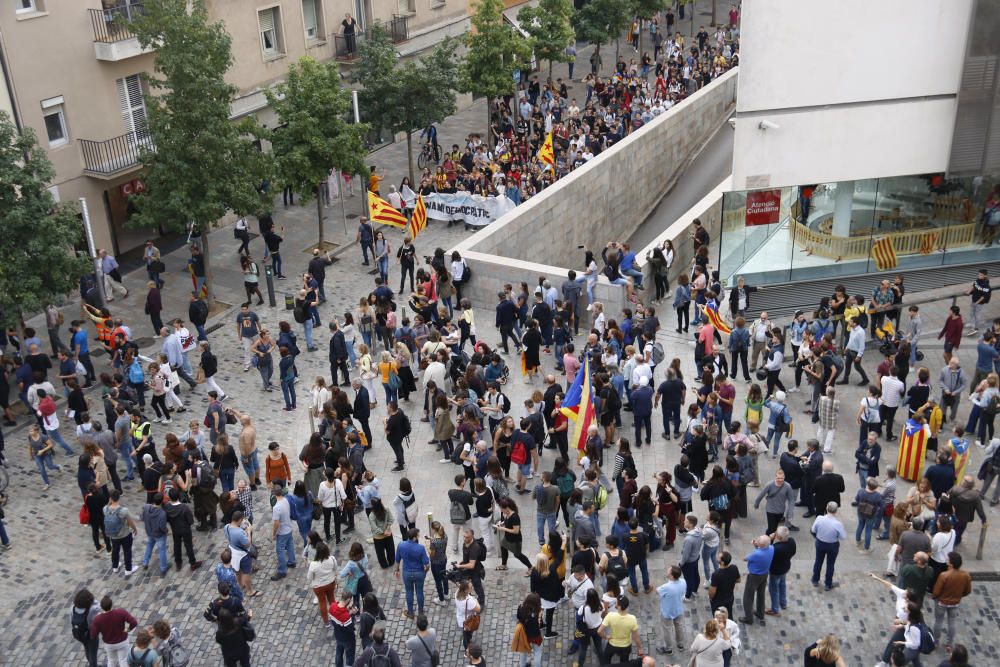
<box><xmin>130</xmin><ymin>0</ymin><xmax>272</xmax><ymax>305</ymax></box>
<box><xmin>572</xmin><ymin>0</ymin><xmax>630</xmax><ymax>68</ymax></box>
<box><xmin>267</xmin><ymin>57</ymin><xmax>368</xmax><ymax>246</ymax></box>
<box><xmin>460</xmin><ymin>0</ymin><xmax>531</xmax><ymax>144</ymax></box>
<box><xmin>355</xmin><ymin>26</ymin><xmax>460</xmax><ymax>186</ymax></box>
<box><xmin>517</xmin><ymin>0</ymin><xmax>575</xmax><ymax>82</ymax></box>
<box><xmin>0</xmin><ymin>111</ymin><xmax>90</xmax><ymax>332</ymax></box>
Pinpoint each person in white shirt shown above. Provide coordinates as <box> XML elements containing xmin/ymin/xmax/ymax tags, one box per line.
<box><xmin>316</xmin><ymin>469</ymin><xmax>347</xmax><ymax>545</ymax></box>
<box><xmin>749</xmin><ymin>312</ymin><xmax>771</xmax><ymax>371</ymax></box>
<box><xmin>564</xmin><ymin>564</ymin><xmax>595</xmax><ymax>608</ymax></box>
<box><xmin>631</xmin><ymin>354</ymin><xmax>652</xmax><ymax>389</ymax></box>
<box><xmin>879</xmin><ymin>369</ymin><xmax>906</xmax><ymax>440</ymax></box>
<box><xmin>307</xmin><ymin>541</ymin><xmax>339</xmax><ymax>625</ymax></box>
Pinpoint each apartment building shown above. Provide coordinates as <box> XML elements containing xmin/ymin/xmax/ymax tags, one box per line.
<box><xmin>0</xmin><ymin>0</ymin><xmax>472</xmax><ymax>257</ymax></box>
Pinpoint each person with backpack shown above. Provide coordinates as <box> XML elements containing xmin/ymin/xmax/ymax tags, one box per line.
<box><xmin>127</xmin><ymin>628</ymin><xmax>160</xmax><ymax>667</ymax></box>
<box><xmin>71</xmin><ymin>588</ymin><xmax>102</xmax><ymax>667</ymax></box>
<box><xmin>151</xmin><ymin>620</ymin><xmax>188</xmax><ymax>667</ymax></box>
<box><xmin>164</xmin><ymin>488</ymin><xmax>201</xmax><ymax>572</ymax></box>
<box><xmin>763</xmin><ymin>391</ymin><xmax>792</xmax><ymax>458</ymax></box>
<box><xmin>598</xmin><ymin>534</ymin><xmax>629</xmax><ymax>590</ymax></box>
<box><xmin>104</xmin><ymin>489</ymin><xmax>139</xmax><ymax>576</ymax></box>
<box><xmin>214</xmin><ymin>607</ymin><xmax>255</xmax><ymax>667</ymax></box>
<box><xmin>89</xmin><ymin>595</ymin><xmax>138</xmax><ymax>667</ymax></box>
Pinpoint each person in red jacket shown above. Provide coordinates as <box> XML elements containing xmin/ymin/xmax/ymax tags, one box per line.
<box><xmin>89</xmin><ymin>595</ymin><xmax>138</xmax><ymax>666</ymax></box>
<box><xmin>938</xmin><ymin>305</ymin><xmax>964</xmax><ymax>364</ymax></box>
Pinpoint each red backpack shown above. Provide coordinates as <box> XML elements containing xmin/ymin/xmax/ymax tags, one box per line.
<box><xmin>510</xmin><ymin>440</ymin><xmax>528</xmax><ymax>465</ymax></box>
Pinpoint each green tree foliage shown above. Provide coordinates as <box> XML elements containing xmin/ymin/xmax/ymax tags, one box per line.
<box><xmin>267</xmin><ymin>57</ymin><xmax>368</xmax><ymax>244</ymax></box>
<box><xmin>517</xmin><ymin>0</ymin><xmax>576</xmax><ymax>81</ymax></box>
<box><xmin>356</xmin><ymin>26</ymin><xmax>460</xmax><ymax>185</ymax></box>
<box><xmin>633</xmin><ymin>0</ymin><xmax>668</xmax><ymax>53</ymax></box>
<box><xmin>461</xmin><ymin>0</ymin><xmax>531</xmax><ymax>143</ymax></box>
<box><xmin>0</xmin><ymin>111</ymin><xmax>89</xmax><ymax>326</ymax></box>
<box><xmin>573</xmin><ymin>0</ymin><xmax>630</xmax><ymax>55</ymax></box>
<box><xmin>129</xmin><ymin>0</ymin><xmax>272</xmax><ymax>302</ymax></box>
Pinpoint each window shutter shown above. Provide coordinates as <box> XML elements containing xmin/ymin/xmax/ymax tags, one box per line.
<box><xmin>259</xmin><ymin>8</ymin><xmax>275</xmax><ymax>32</ymax></box>
<box><xmin>117</xmin><ymin>75</ymin><xmax>147</xmax><ymax>143</ymax></box>
<box><xmin>259</xmin><ymin>8</ymin><xmax>276</xmax><ymax>52</ymax></box>
<box><xmin>302</xmin><ymin>0</ymin><xmax>318</xmax><ymax>38</ymax></box>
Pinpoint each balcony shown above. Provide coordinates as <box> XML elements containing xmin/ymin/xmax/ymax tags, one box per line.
<box><xmin>79</xmin><ymin>130</ymin><xmax>152</xmax><ymax>179</ymax></box>
<box><xmin>388</xmin><ymin>14</ymin><xmax>409</xmax><ymax>44</ymax></box>
<box><xmin>333</xmin><ymin>15</ymin><xmax>408</xmax><ymax>61</ymax></box>
<box><xmin>88</xmin><ymin>3</ymin><xmax>154</xmax><ymax>62</ymax></box>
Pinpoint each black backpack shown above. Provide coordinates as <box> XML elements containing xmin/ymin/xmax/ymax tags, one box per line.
<box><xmin>400</xmin><ymin>412</ymin><xmax>412</xmax><ymax>438</ymax></box>
<box><xmin>71</xmin><ymin>607</ymin><xmax>90</xmax><ymax>643</ymax></box>
<box><xmin>605</xmin><ymin>551</ymin><xmax>628</xmax><ymax>582</ymax></box>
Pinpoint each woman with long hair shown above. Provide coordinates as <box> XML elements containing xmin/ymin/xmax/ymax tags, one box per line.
<box><xmin>298</xmin><ymin>433</ymin><xmax>326</xmax><ymax>499</ymax></box>
<box><xmin>455</xmin><ymin>578</ymin><xmax>480</xmax><ymax>649</ymax></box>
<box><xmin>688</xmin><ymin>617</ymin><xmax>731</xmax><ymax>666</ymax></box>
<box><xmin>513</xmin><ymin>592</ymin><xmax>544</xmax><ymax>667</ymax></box>
<box><xmin>307</xmin><ymin>541</ymin><xmax>338</xmax><ymax>626</ymax></box>
<box><xmin>214</xmin><ymin>607</ymin><xmax>254</xmax><ymax>667</ymax></box>
<box><xmin>368</xmin><ymin>498</ymin><xmax>395</xmax><ymax>568</ymax></box>
<box><xmin>211</xmin><ymin>434</ymin><xmax>239</xmax><ymax>494</ymax></box>
<box><xmin>240</xmin><ymin>254</ymin><xmax>264</xmax><ymax>306</ymax></box>
<box><xmin>495</xmin><ymin>497</ymin><xmax>533</xmax><ymax>572</ymax></box>
<box><xmin>529</xmin><ymin>552</ymin><xmax>563</xmax><ymax>638</ymax></box>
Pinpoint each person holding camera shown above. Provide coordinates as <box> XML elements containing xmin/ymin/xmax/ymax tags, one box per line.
<box><xmin>455</xmin><ymin>528</ymin><xmax>487</xmax><ymax>608</ymax></box>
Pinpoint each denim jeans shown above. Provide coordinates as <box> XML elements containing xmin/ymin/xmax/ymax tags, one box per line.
<box><xmin>382</xmin><ymin>383</ymin><xmax>397</xmax><ymax>404</ymax></box>
<box><xmin>276</xmin><ymin>531</ymin><xmax>296</xmax><ymax>574</ymax></box>
<box><xmin>765</xmin><ymin>428</ymin><xmax>784</xmax><ymax>456</ymax></box>
<box><xmin>628</xmin><ymin>559</ymin><xmax>650</xmax><ymax>590</ymax></box>
<box><xmin>220</xmin><ymin>467</ymin><xmax>236</xmax><ymax>493</ymax></box>
<box><xmin>272</xmin><ymin>251</ymin><xmax>283</xmax><ymax>277</ymax></box>
<box><xmin>241</xmin><ymin>450</ymin><xmax>260</xmax><ymax>482</ymax></box>
<box><xmin>46</xmin><ymin>428</ymin><xmax>74</xmax><ymax>455</ymax></box>
<box><xmin>702</xmin><ymin>544</ymin><xmax>719</xmax><ymax>580</ymax></box>
<box><xmin>335</xmin><ymin>636</ymin><xmax>356</xmax><ymax>667</ymax></box>
<box><xmin>430</xmin><ymin>561</ymin><xmax>449</xmax><ymax>600</ymax></box>
<box><xmin>402</xmin><ymin>569</ymin><xmax>426</xmax><ymax>614</ymax></box>
<box><xmin>195</xmin><ymin>323</ymin><xmax>208</xmax><ymax>341</ymax></box>
<box><xmin>518</xmin><ymin>643</ymin><xmax>542</xmax><ymax>667</ymax></box>
<box><xmin>767</xmin><ymin>573</ymin><xmax>787</xmax><ymax>612</ymax></box>
<box><xmin>304</xmin><ymin>319</ymin><xmax>315</xmax><ymax>349</ymax></box>
<box><xmin>281</xmin><ymin>378</ymin><xmax>296</xmax><ymax>409</ymax></box>
<box><xmin>377</xmin><ymin>256</ymin><xmax>389</xmax><ymax>283</ymax></box>
<box><xmin>811</xmin><ymin>540</ymin><xmax>840</xmax><ymax>588</ymax></box>
<box><xmin>536</xmin><ymin>510</ymin><xmax>557</xmax><ymax>545</ymax></box>
<box><xmin>143</xmin><ymin>534</ymin><xmax>169</xmax><ymax>573</ymax></box>
<box><xmin>0</xmin><ymin>518</ymin><xmax>7</xmax><ymax>546</ymax></box>
<box><xmin>855</xmin><ymin>513</ymin><xmax>878</xmax><ymax>549</ymax></box>
<box><xmin>119</xmin><ymin>442</ymin><xmax>135</xmax><ymax>479</ymax></box>
<box><xmin>34</xmin><ymin>454</ymin><xmax>59</xmax><ymax>485</ymax></box>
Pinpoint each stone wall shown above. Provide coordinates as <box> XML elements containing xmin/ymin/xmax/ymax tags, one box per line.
<box><xmin>454</xmin><ymin>69</ymin><xmax>739</xmax><ymax>272</ymax></box>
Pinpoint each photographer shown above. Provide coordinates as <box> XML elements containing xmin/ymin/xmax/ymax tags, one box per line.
<box><xmin>455</xmin><ymin>528</ymin><xmax>487</xmax><ymax>609</ymax></box>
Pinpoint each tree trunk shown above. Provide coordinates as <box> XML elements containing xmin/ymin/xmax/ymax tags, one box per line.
<box><xmin>638</xmin><ymin>19</ymin><xmax>644</xmax><ymax>56</ymax></box>
<box><xmin>547</xmin><ymin>59</ymin><xmax>553</xmax><ymax>83</ymax></box>
<box><xmin>316</xmin><ymin>183</ymin><xmax>325</xmax><ymax>246</ymax></box>
<box><xmin>615</xmin><ymin>36</ymin><xmax>620</xmax><ymax>67</ymax></box>
<box><xmin>201</xmin><ymin>228</ymin><xmax>214</xmax><ymax>309</ymax></box>
<box><xmin>711</xmin><ymin>0</ymin><xmax>717</xmax><ymax>26</ymax></box>
<box><xmin>485</xmin><ymin>96</ymin><xmax>494</xmax><ymax>147</ymax></box>
<box><xmin>405</xmin><ymin>131</ymin><xmax>415</xmax><ymax>189</ymax></box>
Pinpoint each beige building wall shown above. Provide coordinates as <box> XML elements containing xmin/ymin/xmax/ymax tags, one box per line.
<box><xmin>1</xmin><ymin>0</ymin><xmax>471</xmax><ymax>258</ymax></box>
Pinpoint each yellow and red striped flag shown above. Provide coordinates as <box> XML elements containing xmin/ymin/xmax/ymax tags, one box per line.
<box><xmin>919</xmin><ymin>231</ymin><xmax>939</xmax><ymax>255</ymax></box>
<box><xmin>871</xmin><ymin>236</ymin><xmax>897</xmax><ymax>271</ymax></box>
<box><xmin>561</xmin><ymin>355</ymin><xmax>596</xmax><ymax>454</ymax></box>
<box><xmin>407</xmin><ymin>195</ymin><xmax>427</xmax><ymax>239</ymax></box>
<box><xmin>896</xmin><ymin>418</ymin><xmax>929</xmax><ymax>482</ymax></box>
<box><xmin>367</xmin><ymin>190</ymin><xmax>408</xmax><ymax>229</ymax></box>
<box><xmin>537</xmin><ymin>132</ymin><xmax>555</xmax><ymax>166</ymax></box>
<box><xmin>950</xmin><ymin>436</ymin><xmax>971</xmax><ymax>481</ymax></box>
<box><xmin>701</xmin><ymin>301</ymin><xmax>732</xmax><ymax>334</ymax></box>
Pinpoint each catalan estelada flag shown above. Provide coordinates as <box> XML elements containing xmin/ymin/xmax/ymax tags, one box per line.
<box><xmin>702</xmin><ymin>300</ymin><xmax>732</xmax><ymax>334</ymax></box>
<box><xmin>368</xmin><ymin>191</ymin><xmax>407</xmax><ymax>228</ymax></box>
<box><xmin>897</xmin><ymin>418</ymin><xmax>929</xmax><ymax>482</ymax></box>
<box><xmin>537</xmin><ymin>132</ymin><xmax>555</xmax><ymax>166</ymax></box>
<box><xmin>407</xmin><ymin>195</ymin><xmax>427</xmax><ymax>239</ymax></box>
<box><xmin>561</xmin><ymin>355</ymin><xmax>596</xmax><ymax>454</ymax></box>
<box><xmin>950</xmin><ymin>436</ymin><xmax>971</xmax><ymax>481</ymax></box>
<box><xmin>919</xmin><ymin>231</ymin><xmax>939</xmax><ymax>255</ymax></box>
<box><xmin>871</xmin><ymin>236</ymin><xmax>898</xmax><ymax>271</ymax></box>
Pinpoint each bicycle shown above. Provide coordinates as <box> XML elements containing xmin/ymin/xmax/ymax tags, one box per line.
<box><xmin>416</xmin><ymin>142</ymin><xmax>437</xmax><ymax>170</ymax></box>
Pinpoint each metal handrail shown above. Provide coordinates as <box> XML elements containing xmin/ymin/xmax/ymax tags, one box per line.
<box><xmin>88</xmin><ymin>2</ymin><xmax>145</xmax><ymax>44</ymax></box>
<box><xmin>80</xmin><ymin>130</ymin><xmax>152</xmax><ymax>175</ymax></box>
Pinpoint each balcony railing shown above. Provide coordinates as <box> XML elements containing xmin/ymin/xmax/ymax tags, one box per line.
<box><xmin>89</xmin><ymin>2</ymin><xmax>145</xmax><ymax>44</ymax></box>
<box><xmin>334</xmin><ymin>30</ymin><xmax>365</xmax><ymax>61</ymax></box>
<box><xmin>80</xmin><ymin>130</ymin><xmax>152</xmax><ymax>177</ymax></box>
<box><xmin>388</xmin><ymin>14</ymin><xmax>409</xmax><ymax>44</ymax></box>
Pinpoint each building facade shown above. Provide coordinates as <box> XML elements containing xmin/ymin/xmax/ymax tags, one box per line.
<box><xmin>721</xmin><ymin>0</ymin><xmax>1000</xmax><ymax>286</ymax></box>
<box><xmin>0</xmin><ymin>0</ymin><xmax>472</xmax><ymax>257</ymax></box>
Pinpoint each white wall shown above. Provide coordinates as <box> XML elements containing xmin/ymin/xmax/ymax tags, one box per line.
<box><xmin>732</xmin><ymin>97</ymin><xmax>959</xmax><ymax>189</ymax></box>
<box><xmin>731</xmin><ymin>0</ymin><xmax>973</xmax><ymax>190</ymax></box>
<box><xmin>737</xmin><ymin>0</ymin><xmax>973</xmax><ymax>112</ymax></box>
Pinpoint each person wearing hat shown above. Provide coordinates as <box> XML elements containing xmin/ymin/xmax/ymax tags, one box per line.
<box><xmin>270</xmin><ymin>484</ymin><xmax>297</xmax><ymax>581</ymax></box>
<box><xmin>354</xmin><ymin>623</ymin><xmax>402</xmax><ymax>667</ymax></box>
<box><xmin>631</xmin><ymin>375</ymin><xmax>655</xmax><ymax>447</ymax></box>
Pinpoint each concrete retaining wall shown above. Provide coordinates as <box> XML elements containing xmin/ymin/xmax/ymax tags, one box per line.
<box><xmin>454</xmin><ymin>69</ymin><xmax>738</xmax><ymax>271</ymax></box>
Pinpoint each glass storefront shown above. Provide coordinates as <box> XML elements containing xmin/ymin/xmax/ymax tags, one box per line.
<box><xmin>719</xmin><ymin>173</ymin><xmax>1000</xmax><ymax>286</ymax></box>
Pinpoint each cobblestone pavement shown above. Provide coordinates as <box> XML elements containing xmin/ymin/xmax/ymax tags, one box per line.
<box><xmin>5</xmin><ymin>230</ymin><xmax>1000</xmax><ymax>666</ymax></box>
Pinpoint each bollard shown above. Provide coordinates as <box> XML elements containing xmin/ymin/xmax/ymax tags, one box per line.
<box><xmin>264</xmin><ymin>264</ymin><xmax>277</xmax><ymax>308</ymax></box>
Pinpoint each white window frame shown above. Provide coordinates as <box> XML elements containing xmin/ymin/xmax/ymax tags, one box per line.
<box><xmin>301</xmin><ymin>0</ymin><xmax>324</xmax><ymax>43</ymax></box>
<box><xmin>41</xmin><ymin>97</ymin><xmax>68</xmax><ymax>148</ymax></box>
<box><xmin>16</xmin><ymin>0</ymin><xmax>36</xmax><ymax>14</ymax></box>
<box><xmin>116</xmin><ymin>74</ymin><xmax>148</xmax><ymax>144</ymax></box>
<box><xmin>258</xmin><ymin>6</ymin><xmax>284</xmax><ymax>58</ymax></box>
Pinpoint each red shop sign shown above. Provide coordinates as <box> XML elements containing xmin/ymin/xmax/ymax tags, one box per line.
<box><xmin>119</xmin><ymin>179</ymin><xmax>146</xmax><ymax>197</ymax></box>
<box><xmin>745</xmin><ymin>189</ymin><xmax>782</xmax><ymax>226</ymax></box>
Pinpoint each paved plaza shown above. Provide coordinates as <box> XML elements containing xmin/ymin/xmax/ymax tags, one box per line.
<box><xmin>3</xmin><ymin>206</ymin><xmax>1000</xmax><ymax>665</ymax></box>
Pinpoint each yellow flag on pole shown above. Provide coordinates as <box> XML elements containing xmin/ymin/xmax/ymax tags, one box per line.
<box><xmin>367</xmin><ymin>191</ymin><xmax>408</xmax><ymax>229</ymax></box>
<box><xmin>537</xmin><ymin>132</ymin><xmax>555</xmax><ymax>166</ymax></box>
<box><xmin>407</xmin><ymin>195</ymin><xmax>427</xmax><ymax>239</ymax></box>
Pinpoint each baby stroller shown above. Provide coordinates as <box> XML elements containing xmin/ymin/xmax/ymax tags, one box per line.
<box><xmin>875</xmin><ymin>320</ymin><xmax>898</xmax><ymax>356</ymax></box>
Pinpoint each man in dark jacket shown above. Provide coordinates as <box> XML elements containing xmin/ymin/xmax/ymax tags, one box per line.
<box><xmin>779</xmin><ymin>440</ymin><xmax>805</xmax><ymax>500</ymax></box>
<box><xmin>308</xmin><ymin>249</ymin><xmax>334</xmax><ymax>303</ymax></box>
<box><xmin>189</xmin><ymin>293</ymin><xmax>209</xmax><ymax>341</ymax></box>
<box><xmin>801</xmin><ymin>440</ymin><xmax>824</xmax><ymax>517</ymax></box>
<box><xmin>531</xmin><ymin>294</ymin><xmax>553</xmax><ymax>350</ymax></box>
<box><xmin>385</xmin><ymin>401</ymin><xmax>408</xmax><ymax>471</ymax></box>
<box><xmin>329</xmin><ymin>322</ymin><xmax>350</xmax><ymax>386</ymax></box>
<box><xmin>495</xmin><ymin>293</ymin><xmax>521</xmax><ymax>355</ymax></box>
<box><xmin>542</xmin><ymin>375</ymin><xmax>563</xmax><ymax>432</ymax></box>
<box><xmin>811</xmin><ymin>460</ymin><xmax>846</xmax><ymax>517</ymax></box>
<box><xmin>630</xmin><ymin>376</ymin><xmax>654</xmax><ymax>447</ymax></box>
<box><xmin>352</xmin><ymin>379</ymin><xmax>373</xmax><ymax>447</ymax></box>
<box><xmin>263</xmin><ymin>227</ymin><xmax>285</xmax><ymax>279</ymax></box>
<box><xmin>164</xmin><ymin>488</ymin><xmax>201</xmax><ymax>571</ymax></box>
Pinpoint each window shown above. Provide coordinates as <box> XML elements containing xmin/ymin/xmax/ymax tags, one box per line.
<box><xmin>429</xmin><ymin>0</ymin><xmax>445</xmax><ymax>8</ymax></box>
<box><xmin>302</xmin><ymin>0</ymin><xmax>324</xmax><ymax>41</ymax></box>
<box><xmin>116</xmin><ymin>74</ymin><xmax>148</xmax><ymax>143</ymax></box>
<box><xmin>258</xmin><ymin>7</ymin><xmax>284</xmax><ymax>57</ymax></box>
<box><xmin>16</xmin><ymin>0</ymin><xmax>36</xmax><ymax>13</ymax></box>
<box><xmin>398</xmin><ymin>0</ymin><xmax>414</xmax><ymax>13</ymax></box>
<box><xmin>41</xmin><ymin>97</ymin><xmax>67</xmax><ymax>148</ymax></box>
